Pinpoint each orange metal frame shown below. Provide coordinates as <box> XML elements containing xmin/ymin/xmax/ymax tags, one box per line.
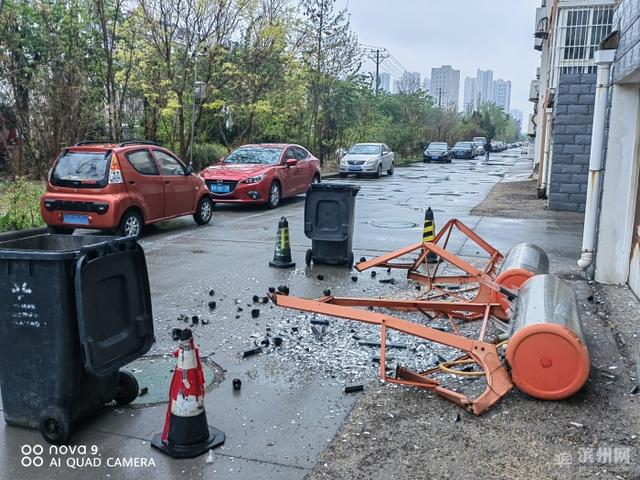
<box><xmin>271</xmin><ymin>293</ymin><xmax>514</xmax><ymax>415</ymax></box>
<box><xmin>356</xmin><ymin>219</ymin><xmax>516</xmax><ymax>316</ymax></box>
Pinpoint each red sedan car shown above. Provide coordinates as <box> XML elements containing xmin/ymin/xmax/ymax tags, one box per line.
<box><xmin>200</xmin><ymin>144</ymin><xmax>321</xmax><ymax>208</ymax></box>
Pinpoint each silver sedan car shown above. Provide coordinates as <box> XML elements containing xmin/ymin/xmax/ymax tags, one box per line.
<box><xmin>339</xmin><ymin>143</ymin><xmax>395</xmax><ymax>178</ymax></box>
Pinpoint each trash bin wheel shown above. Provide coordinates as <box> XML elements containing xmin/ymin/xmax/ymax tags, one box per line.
<box><xmin>305</xmin><ymin>249</ymin><xmax>313</xmax><ymax>266</ymax></box>
<box><xmin>39</xmin><ymin>406</ymin><xmax>72</xmax><ymax>445</ymax></box>
<box><xmin>115</xmin><ymin>370</ymin><xmax>139</xmax><ymax>406</ymax></box>
<box><xmin>348</xmin><ymin>251</ymin><xmax>354</xmax><ymax>267</ymax></box>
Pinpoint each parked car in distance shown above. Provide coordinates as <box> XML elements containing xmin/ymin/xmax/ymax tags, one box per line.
<box><xmin>424</xmin><ymin>142</ymin><xmax>452</xmax><ymax>163</ymax></box>
<box><xmin>472</xmin><ymin>136</ymin><xmax>487</xmax><ymax>156</ymax></box>
<box><xmin>451</xmin><ymin>141</ymin><xmax>476</xmax><ymax>159</ymax></box>
<box><xmin>41</xmin><ymin>141</ymin><xmax>214</xmax><ymax>238</ymax></box>
<box><xmin>492</xmin><ymin>140</ymin><xmax>507</xmax><ymax>152</ymax></box>
<box><xmin>339</xmin><ymin>143</ymin><xmax>395</xmax><ymax>178</ymax></box>
<box><xmin>200</xmin><ymin>143</ymin><xmax>321</xmax><ymax>209</ymax></box>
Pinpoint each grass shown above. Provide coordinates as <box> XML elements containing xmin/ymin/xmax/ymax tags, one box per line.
<box><xmin>0</xmin><ymin>179</ymin><xmax>46</xmax><ymax>231</ymax></box>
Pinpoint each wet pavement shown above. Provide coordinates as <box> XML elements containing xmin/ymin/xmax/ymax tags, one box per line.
<box><xmin>0</xmin><ymin>151</ymin><xmax>586</xmax><ymax>479</ymax></box>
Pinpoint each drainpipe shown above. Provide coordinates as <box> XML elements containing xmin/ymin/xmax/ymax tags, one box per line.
<box><xmin>578</xmin><ymin>48</ymin><xmax>616</xmax><ymax>270</ymax></box>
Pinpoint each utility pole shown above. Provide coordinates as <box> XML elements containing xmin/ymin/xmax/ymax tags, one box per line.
<box><xmin>367</xmin><ymin>48</ymin><xmax>389</xmax><ymax>94</ymax></box>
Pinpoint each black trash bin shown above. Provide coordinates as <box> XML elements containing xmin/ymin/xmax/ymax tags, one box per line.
<box><xmin>0</xmin><ymin>234</ymin><xmax>154</xmax><ymax>444</ymax></box>
<box><xmin>304</xmin><ymin>183</ymin><xmax>360</xmax><ymax>266</ymax></box>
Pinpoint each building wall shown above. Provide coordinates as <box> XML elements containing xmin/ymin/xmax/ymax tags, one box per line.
<box><xmin>548</xmin><ymin>73</ymin><xmax>596</xmax><ymax>212</ymax></box>
<box><xmin>594</xmin><ymin>84</ymin><xmax>640</xmax><ymax>287</ymax></box>
<box><xmin>613</xmin><ymin>0</ymin><xmax>640</xmax><ymax>83</ymax></box>
<box><xmin>594</xmin><ymin>0</ymin><xmax>640</xmax><ymax>296</ymax></box>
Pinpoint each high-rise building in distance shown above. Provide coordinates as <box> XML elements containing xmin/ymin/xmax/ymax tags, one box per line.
<box><xmin>509</xmin><ymin>108</ymin><xmax>523</xmax><ymax>127</ymax></box>
<box><xmin>463</xmin><ymin>77</ymin><xmax>477</xmax><ymax>112</ymax></box>
<box><xmin>422</xmin><ymin>77</ymin><xmax>431</xmax><ymax>94</ymax></box>
<box><xmin>377</xmin><ymin>72</ymin><xmax>391</xmax><ymax>92</ymax></box>
<box><xmin>430</xmin><ymin>65</ymin><xmax>460</xmax><ymax>108</ymax></box>
<box><xmin>396</xmin><ymin>71</ymin><xmax>421</xmax><ymax>93</ymax></box>
<box><xmin>493</xmin><ymin>79</ymin><xmax>512</xmax><ymax>111</ymax></box>
<box><xmin>476</xmin><ymin>69</ymin><xmax>494</xmax><ymax>106</ymax></box>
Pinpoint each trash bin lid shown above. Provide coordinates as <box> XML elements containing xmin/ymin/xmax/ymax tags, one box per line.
<box><xmin>0</xmin><ymin>234</ymin><xmax>120</xmax><ymax>260</ymax></box>
<box><xmin>75</xmin><ymin>244</ymin><xmax>155</xmax><ymax>376</ymax></box>
<box><xmin>309</xmin><ymin>183</ymin><xmax>360</xmax><ymax>194</ymax></box>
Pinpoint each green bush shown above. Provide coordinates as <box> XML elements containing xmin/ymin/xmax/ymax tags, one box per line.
<box><xmin>188</xmin><ymin>143</ymin><xmax>230</xmax><ymax>172</ymax></box>
<box><xmin>0</xmin><ymin>178</ymin><xmax>45</xmax><ymax>232</ymax></box>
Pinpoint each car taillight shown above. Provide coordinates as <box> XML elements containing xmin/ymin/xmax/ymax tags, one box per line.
<box><xmin>109</xmin><ymin>156</ymin><xmax>124</xmax><ymax>184</ymax></box>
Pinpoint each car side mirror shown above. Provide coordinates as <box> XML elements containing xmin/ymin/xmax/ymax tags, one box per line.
<box><xmin>185</xmin><ymin>165</ymin><xmax>193</xmax><ymax>175</ymax></box>
<box><xmin>286</xmin><ymin>158</ymin><xmax>298</xmax><ymax>167</ymax></box>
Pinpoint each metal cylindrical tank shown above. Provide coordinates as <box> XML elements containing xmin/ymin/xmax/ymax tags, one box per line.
<box><xmin>495</xmin><ymin>243</ymin><xmax>550</xmax><ymax>289</ymax></box>
<box><xmin>505</xmin><ymin>274</ymin><xmax>589</xmax><ymax>400</ymax></box>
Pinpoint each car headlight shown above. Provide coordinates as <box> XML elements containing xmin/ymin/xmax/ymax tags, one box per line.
<box><xmin>242</xmin><ymin>174</ymin><xmax>265</xmax><ymax>184</ymax></box>
<box><xmin>365</xmin><ymin>159</ymin><xmax>376</xmax><ymax>165</ymax></box>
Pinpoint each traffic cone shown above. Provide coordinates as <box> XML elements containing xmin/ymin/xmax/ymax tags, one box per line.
<box><xmin>422</xmin><ymin>207</ymin><xmax>438</xmax><ymax>264</ymax></box>
<box><xmin>151</xmin><ymin>329</ymin><xmax>225</xmax><ymax>459</ymax></box>
<box><xmin>269</xmin><ymin>217</ymin><xmax>296</xmax><ymax>268</ymax></box>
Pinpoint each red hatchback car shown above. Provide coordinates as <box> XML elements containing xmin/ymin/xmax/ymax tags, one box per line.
<box><xmin>41</xmin><ymin>141</ymin><xmax>214</xmax><ymax>238</ymax></box>
<box><xmin>200</xmin><ymin>144</ymin><xmax>321</xmax><ymax>208</ymax></box>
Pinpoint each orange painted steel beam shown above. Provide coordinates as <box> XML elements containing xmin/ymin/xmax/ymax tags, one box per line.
<box><xmin>272</xmin><ymin>294</ymin><xmax>513</xmax><ymax>415</ymax></box>
<box><xmin>326</xmin><ymin>296</ymin><xmax>504</xmax><ymax>319</ymax></box>
<box><xmin>354</xmin><ymin>219</ymin><xmax>509</xmax><ymax>306</ymax></box>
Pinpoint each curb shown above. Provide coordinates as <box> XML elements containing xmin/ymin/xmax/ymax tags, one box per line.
<box><xmin>321</xmin><ymin>159</ymin><xmax>421</xmax><ymax>180</ymax></box>
<box><xmin>321</xmin><ymin>172</ymin><xmax>340</xmax><ymax>179</ymax></box>
<box><xmin>0</xmin><ymin>227</ymin><xmax>48</xmax><ymax>242</ymax></box>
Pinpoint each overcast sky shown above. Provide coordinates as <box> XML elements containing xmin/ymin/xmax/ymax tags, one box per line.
<box><xmin>345</xmin><ymin>0</ymin><xmax>541</xmax><ymax>118</ymax></box>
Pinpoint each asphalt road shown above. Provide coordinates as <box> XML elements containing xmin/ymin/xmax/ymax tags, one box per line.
<box><xmin>0</xmin><ymin>150</ymin><xmax>586</xmax><ymax>479</ymax></box>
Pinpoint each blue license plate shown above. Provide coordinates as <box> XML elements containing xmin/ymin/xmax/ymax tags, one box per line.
<box><xmin>431</xmin><ymin>156</ymin><xmax>440</xmax><ymax>160</ymax></box>
<box><xmin>63</xmin><ymin>213</ymin><xmax>89</xmax><ymax>225</ymax></box>
<box><xmin>210</xmin><ymin>184</ymin><xmax>231</xmax><ymax>193</ymax></box>
<box><xmin>348</xmin><ymin>166</ymin><xmax>362</xmax><ymax>171</ymax></box>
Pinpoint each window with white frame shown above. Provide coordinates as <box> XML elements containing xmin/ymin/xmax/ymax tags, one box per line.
<box><xmin>555</xmin><ymin>5</ymin><xmax>614</xmax><ymax>75</ymax></box>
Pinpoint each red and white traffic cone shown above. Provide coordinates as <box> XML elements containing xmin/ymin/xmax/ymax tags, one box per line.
<box><xmin>151</xmin><ymin>329</ymin><xmax>225</xmax><ymax>458</ymax></box>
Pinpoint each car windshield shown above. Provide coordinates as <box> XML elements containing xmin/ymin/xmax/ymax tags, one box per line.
<box><xmin>223</xmin><ymin>147</ymin><xmax>283</xmax><ymax>165</ymax></box>
<box><xmin>454</xmin><ymin>142</ymin><xmax>471</xmax><ymax>148</ymax></box>
<box><xmin>428</xmin><ymin>143</ymin><xmax>447</xmax><ymax>150</ymax></box>
<box><xmin>51</xmin><ymin>151</ymin><xmax>111</xmax><ymax>187</ymax></box>
<box><xmin>349</xmin><ymin>144</ymin><xmax>381</xmax><ymax>155</ymax></box>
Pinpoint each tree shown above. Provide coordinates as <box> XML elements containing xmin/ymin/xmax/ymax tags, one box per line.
<box><xmin>299</xmin><ymin>0</ymin><xmax>361</xmax><ymax>160</ymax></box>
<box><xmin>0</xmin><ymin>0</ymin><xmax>105</xmax><ymax>174</ymax></box>
<box><xmin>138</xmin><ymin>0</ymin><xmax>245</xmax><ymax>159</ymax></box>
<box><xmin>92</xmin><ymin>0</ymin><xmax>138</xmax><ymax>142</ymax></box>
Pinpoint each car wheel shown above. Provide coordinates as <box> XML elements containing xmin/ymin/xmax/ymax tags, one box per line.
<box><xmin>339</xmin><ymin>172</ymin><xmax>347</xmax><ymax>178</ymax></box>
<box><xmin>117</xmin><ymin>210</ymin><xmax>143</xmax><ymax>239</ymax></box>
<box><xmin>194</xmin><ymin>196</ymin><xmax>214</xmax><ymax>225</ymax></box>
<box><xmin>47</xmin><ymin>226</ymin><xmax>74</xmax><ymax>235</ymax></box>
<box><xmin>387</xmin><ymin>162</ymin><xmax>394</xmax><ymax>175</ymax></box>
<box><xmin>266</xmin><ymin>181</ymin><xmax>281</xmax><ymax>209</ymax></box>
<box><xmin>375</xmin><ymin>163</ymin><xmax>382</xmax><ymax>178</ymax></box>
